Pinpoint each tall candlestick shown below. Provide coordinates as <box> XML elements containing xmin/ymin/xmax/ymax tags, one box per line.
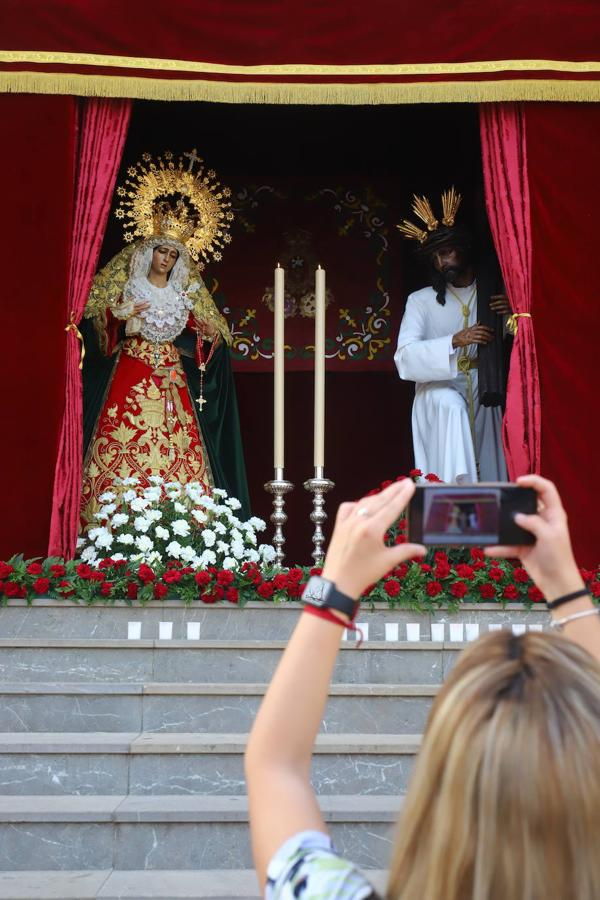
<box><xmin>314</xmin><ymin>265</ymin><xmax>326</xmax><ymax>470</ymax></box>
<box><xmin>274</xmin><ymin>264</ymin><xmax>285</xmax><ymax>472</ymax></box>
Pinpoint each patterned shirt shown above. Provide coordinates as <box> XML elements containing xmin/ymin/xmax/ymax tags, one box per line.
<box><xmin>266</xmin><ymin>830</ymin><xmax>380</xmax><ymax>900</ymax></box>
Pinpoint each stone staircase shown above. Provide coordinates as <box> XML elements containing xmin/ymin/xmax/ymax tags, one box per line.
<box><xmin>0</xmin><ymin>600</ymin><xmax>546</xmax><ymax>899</ymax></box>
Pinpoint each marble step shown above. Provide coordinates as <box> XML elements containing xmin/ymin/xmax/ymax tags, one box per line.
<box><xmin>0</xmin><ymin>867</ymin><xmax>389</xmax><ymax>899</ymax></box>
<box><xmin>0</xmin><ymin>731</ymin><xmax>420</xmax><ymax>796</ymax></box>
<box><xmin>0</xmin><ymin>600</ymin><xmax>547</xmax><ymax>641</ymax></box>
<box><xmin>0</xmin><ymin>681</ymin><xmax>437</xmax><ymax>734</ymax></box>
<box><xmin>0</xmin><ymin>638</ymin><xmax>459</xmax><ymax>684</ymax></box>
<box><xmin>0</xmin><ymin>794</ymin><xmax>403</xmax><ymax>871</ymax></box>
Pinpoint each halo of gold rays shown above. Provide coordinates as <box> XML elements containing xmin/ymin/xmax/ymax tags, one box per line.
<box><xmin>115</xmin><ymin>149</ymin><xmax>234</xmax><ymax>267</ymax></box>
<box><xmin>397</xmin><ymin>186</ymin><xmax>462</xmax><ymax>243</ymax></box>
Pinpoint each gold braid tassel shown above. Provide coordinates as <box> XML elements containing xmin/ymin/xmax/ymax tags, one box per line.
<box><xmin>65</xmin><ymin>312</ymin><xmax>86</xmax><ymax>369</ymax></box>
<box><xmin>507</xmin><ymin>312</ymin><xmax>532</xmax><ymax>335</ymax></box>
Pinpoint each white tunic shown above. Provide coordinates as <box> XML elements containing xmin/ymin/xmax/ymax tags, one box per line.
<box><xmin>394</xmin><ymin>283</ymin><xmax>507</xmax><ymax>483</ymax></box>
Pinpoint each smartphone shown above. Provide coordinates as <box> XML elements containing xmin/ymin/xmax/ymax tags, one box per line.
<box><xmin>406</xmin><ymin>483</ymin><xmax>537</xmax><ymax>546</ymax></box>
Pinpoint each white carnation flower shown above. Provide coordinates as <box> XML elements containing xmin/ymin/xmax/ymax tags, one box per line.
<box><xmin>155</xmin><ymin>525</ymin><xmax>170</xmax><ymax>540</ymax></box>
<box><xmin>259</xmin><ymin>544</ymin><xmax>277</xmax><ymax>563</ymax></box>
<box><xmin>146</xmin><ymin>509</ymin><xmax>162</xmax><ymax>522</ymax></box>
<box><xmin>111</xmin><ymin>513</ymin><xmax>129</xmax><ymax>528</ymax></box>
<box><xmin>131</xmin><ymin>497</ymin><xmax>150</xmax><ymax>512</ymax></box>
<box><xmin>227</xmin><ymin>515</ymin><xmax>242</xmax><ymax>529</ymax></box>
<box><xmin>123</xmin><ymin>490</ymin><xmax>137</xmax><ymax>503</ymax></box>
<box><xmin>212</xmin><ymin>488</ymin><xmax>227</xmax><ymax>499</ymax></box>
<box><xmin>190</xmin><ymin>555</ymin><xmax>203</xmax><ymax>569</ymax></box>
<box><xmin>166</xmin><ymin>540</ymin><xmax>183</xmax><ymax>559</ymax></box>
<box><xmin>201</xmin><ymin>528</ymin><xmax>216</xmax><ymax>547</ymax></box>
<box><xmin>216</xmin><ymin>540</ymin><xmax>230</xmax><ymax>554</ymax></box>
<box><xmin>185</xmin><ymin>482</ymin><xmax>204</xmax><ymax>497</ymax></box>
<box><xmin>222</xmin><ymin>557</ymin><xmax>237</xmax><ymax>570</ymax></box>
<box><xmin>134</xmin><ymin>516</ymin><xmax>151</xmax><ymax>533</ymax></box>
<box><xmin>200</xmin><ymin>549</ymin><xmax>217</xmax><ymax>567</ymax></box>
<box><xmin>230</xmin><ymin>528</ymin><xmax>243</xmax><ymax>544</ymax></box>
<box><xmin>244</xmin><ymin>530</ymin><xmax>257</xmax><ymax>546</ymax></box>
<box><xmin>246</xmin><ymin>549</ymin><xmax>260</xmax><ymax>563</ymax></box>
<box><xmin>179</xmin><ymin>545</ymin><xmax>196</xmax><ymax>562</ymax></box>
<box><xmin>94</xmin><ymin>512</ymin><xmax>108</xmax><ymax>521</ymax></box>
<box><xmin>165</xmin><ymin>481</ymin><xmax>182</xmax><ymax>490</ymax></box>
<box><xmin>213</xmin><ymin>521</ymin><xmax>226</xmax><ymax>535</ymax></box>
<box><xmin>192</xmin><ymin>509</ymin><xmax>207</xmax><ymax>524</ymax></box>
<box><xmin>143</xmin><ymin>487</ymin><xmax>162</xmax><ymax>503</ymax></box>
<box><xmin>88</xmin><ymin>527</ymin><xmax>102</xmax><ymax>540</ymax></box>
<box><xmin>198</xmin><ymin>496</ymin><xmax>216</xmax><ymax>510</ymax></box>
<box><xmin>95</xmin><ymin>529</ymin><xmax>113</xmax><ymax>550</ymax></box>
<box><xmin>226</xmin><ymin>497</ymin><xmax>242</xmax><ymax>510</ymax></box>
<box><xmin>148</xmin><ymin>475</ymin><xmax>164</xmax><ymax>485</ymax></box>
<box><xmin>99</xmin><ymin>491</ymin><xmax>116</xmax><ymax>503</ymax></box>
<box><xmin>135</xmin><ymin>535</ymin><xmax>153</xmax><ymax>553</ymax></box>
<box><xmin>147</xmin><ymin>550</ymin><xmax>162</xmax><ymax>565</ymax></box>
<box><xmin>117</xmin><ymin>533</ymin><xmax>134</xmax><ymax>545</ymax></box>
<box><xmin>174</xmin><ymin>501</ymin><xmax>188</xmax><ymax>515</ymax></box>
<box><xmin>80</xmin><ymin>546</ymin><xmax>97</xmax><ymax>562</ymax></box>
<box><xmin>172</xmin><ymin>519</ymin><xmax>191</xmax><ymax>537</ymax></box>
<box><xmin>100</xmin><ymin>503</ymin><xmax>117</xmax><ymax>516</ymax></box>
<box><xmin>111</xmin><ymin>553</ymin><xmax>126</xmax><ymax>562</ymax></box>
<box><xmin>166</xmin><ymin>486</ymin><xmax>182</xmax><ymax>499</ymax></box>
<box><xmin>249</xmin><ymin>516</ymin><xmax>267</xmax><ymax>532</ymax></box>
<box><xmin>231</xmin><ymin>540</ymin><xmax>245</xmax><ymax>560</ymax></box>
<box><xmin>122</xmin><ymin>477</ymin><xmax>140</xmax><ymax>486</ymax></box>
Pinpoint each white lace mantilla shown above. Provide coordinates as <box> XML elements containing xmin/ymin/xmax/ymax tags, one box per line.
<box><xmin>124</xmin><ymin>278</ymin><xmax>195</xmax><ymax>343</ymax></box>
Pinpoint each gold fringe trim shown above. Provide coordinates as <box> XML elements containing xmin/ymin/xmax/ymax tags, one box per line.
<box><xmin>1</xmin><ymin>49</ymin><xmax>600</xmax><ymax>77</ymax></box>
<box><xmin>1</xmin><ymin>72</ymin><xmax>599</xmax><ymax>104</ymax></box>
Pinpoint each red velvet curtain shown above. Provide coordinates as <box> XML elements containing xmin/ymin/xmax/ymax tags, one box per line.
<box><xmin>480</xmin><ymin>103</ymin><xmax>541</xmax><ymax>478</ymax></box>
<box><xmin>525</xmin><ymin>104</ymin><xmax>600</xmax><ymax>566</ymax></box>
<box><xmin>48</xmin><ymin>98</ymin><xmax>131</xmax><ymax>558</ymax></box>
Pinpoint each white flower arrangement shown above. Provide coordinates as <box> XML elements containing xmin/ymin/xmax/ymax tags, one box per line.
<box><xmin>78</xmin><ymin>479</ymin><xmax>271</xmax><ymax>571</ymax></box>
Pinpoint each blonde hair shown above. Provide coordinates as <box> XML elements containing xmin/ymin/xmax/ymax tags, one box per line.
<box><xmin>386</xmin><ymin>631</ymin><xmax>600</xmax><ymax>900</ymax></box>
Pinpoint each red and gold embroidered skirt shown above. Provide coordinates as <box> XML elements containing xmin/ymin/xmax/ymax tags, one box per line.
<box><xmin>81</xmin><ymin>337</ymin><xmax>212</xmax><ymax>525</ymax></box>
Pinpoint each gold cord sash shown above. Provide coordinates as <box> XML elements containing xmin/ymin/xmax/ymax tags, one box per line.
<box><xmin>65</xmin><ymin>313</ymin><xmax>86</xmax><ymax>369</ymax></box>
<box><xmin>507</xmin><ymin>312</ymin><xmax>532</xmax><ymax>335</ymax></box>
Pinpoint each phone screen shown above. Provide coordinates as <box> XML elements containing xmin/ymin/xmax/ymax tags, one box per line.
<box><xmin>423</xmin><ymin>488</ymin><xmax>501</xmax><ymax>544</ymax></box>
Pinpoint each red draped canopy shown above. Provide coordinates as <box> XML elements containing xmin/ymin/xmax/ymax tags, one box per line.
<box><xmin>1</xmin><ymin>0</ymin><xmax>599</xmax><ymax>103</ymax></box>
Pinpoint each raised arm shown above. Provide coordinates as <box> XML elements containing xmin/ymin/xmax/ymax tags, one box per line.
<box><xmin>485</xmin><ymin>474</ymin><xmax>600</xmax><ymax>664</ymax></box>
<box><xmin>244</xmin><ymin>479</ymin><xmax>425</xmax><ymax>889</ymax></box>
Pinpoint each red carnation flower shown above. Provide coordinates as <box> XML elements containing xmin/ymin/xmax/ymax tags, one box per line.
<box><xmin>471</xmin><ymin>561</ymin><xmax>487</xmax><ymax>571</ymax></box>
<box><xmin>479</xmin><ymin>583</ymin><xmax>496</xmax><ymax>599</ymax></box>
<box><xmin>503</xmin><ymin>584</ymin><xmax>519</xmax><ymax>600</ymax></box>
<box><xmin>215</xmin><ymin>569</ymin><xmax>234</xmax><ymax>587</ymax></box>
<box><xmin>395</xmin><ymin>475</ymin><xmax>407</xmax><ymax>482</ymax></box>
<box><xmin>153</xmin><ymin>583</ymin><xmax>168</xmax><ymax>599</ymax></box>
<box><xmin>90</xmin><ymin>571</ymin><xmax>106</xmax><ymax>582</ymax></box>
<box><xmin>450</xmin><ymin>581</ymin><xmax>468</xmax><ymax>598</ymax></box>
<box><xmin>126</xmin><ymin>582</ymin><xmax>139</xmax><ymax>600</ymax></box>
<box><xmin>114</xmin><ymin>559</ymin><xmax>127</xmax><ymax>569</ymax></box>
<box><xmin>98</xmin><ymin>558</ymin><xmax>115</xmax><ymax>570</ymax></box>
<box><xmin>434</xmin><ymin>563</ymin><xmax>451</xmax><ymax>580</ymax></box>
<box><xmin>426</xmin><ymin>580</ymin><xmax>443</xmax><ymax>597</ymax></box>
<box><xmin>528</xmin><ymin>585</ymin><xmax>545</xmax><ymax>603</ymax></box>
<box><xmin>138</xmin><ymin>564</ymin><xmax>155</xmax><ymax>584</ymax></box>
<box><xmin>424</xmin><ymin>473</ymin><xmax>442</xmax><ymax>482</ymax></box>
<box><xmin>384</xmin><ymin>579</ymin><xmax>401</xmax><ymax>597</ymax></box>
<box><xmin>393</xmin><ymin>564</ymin><xmax>408</xmax><ymax>579</ymax></box>
<box><xmin>273</xmin><ymin>573</ymin><xmax>289</xmax><ymax>591</ymax></box>
<box><xmin>100</xmin><ymin>582</ymin><xmax>114</xmax><ymax>597</ymax></box>
<box><xmin>258</xmin><ymin>582</ymin><xmax>275</xmax><ymax>599</ymax></box>
<box><xmin>0</xmin><ymin>562</ymin><xmax>14</xmax><ymax>579</ymax></box>
<box><xmin>455</xmin><ymin>564</ymin><xmax>475</xmax><ymax>580</ymax></box>
<box><xmin>310</xmin><ymin>567</ymin><xmax>323</xmax><ymax>577</ymax></box>
<box><xmin>226</xmin><ymin>587</ymin><xmax>239</xmax><ymax>604</ymax></box>
<box><xmin>194</xmin><ymin>571</ymin><xmax>212</xmax><ymax>587</ymax></box>
<box><xmin>50</xmin><ymin>564</ymin><xmax>66</xmax><ymax>577</ymax></box>
<box><xmin>470</xmin><ymin>548</ymin><xmax>485</xmax><ymax>562</ymax></box>
<box><xmin>32</xmin><ymin>577</ymin><xmax>50</xmax><ymax>594</ymax></box>
<box><xmin>287</xmin><ymin>567</ymin><xmax>304</xmax><ymax>583</ymax></box>
<box><xmin>580</xmin><ymin>568</ymin><xmax>595</xmax><ymax>583</ymax></box>
<box><xmin>589</xmin><ymin>580</ymin><xmax>600</xmax><ymax>598</ymax></box>
<box><xmin>76</xmin><ymin>563</ymin><xmax>93</xmax><ymax>580</ymax></box>
<box><xmin>419</xmin><ymin>563</ymin><xmax>432</xmax><ymax>573</ymax></box>
<box><xmin>488</xmin><ymin>567</ymin><xmax>504</xmax><ymax>582</ymax></box>
<box><xmin>58</xmin><ymin>579</ymin><xmax>75</xmax><ymax>597</ymax></box>
<box><xmin>163</xmin><ymin>569</ymin><xmax>182</xmax><ymax>584</ymax></box>
<box><xmin>395</xmin><ymin>534</ymin><xmax>407</xmax><ymax>545</ymax></box>
<box><xmin>287</xmin><ymin>582</ymin><xmax>302</xmax><ymax>597</ymax></box>
<box><xmin>380</xmin><ymin>479</ymin><xmax>393</xmax><ymax>490</ymax></box>
<box><xmin>26</xmin><ymin>562</ymin><xmax>43</xmax><ymax>575</ymax></box>
<box><xmin>434</xmin><ymin>551</ymin><xmax>449</xmax><ymax>564</ymax></box>
<box><xmin>513</xmin><ymin>566</ymin><xmax>529</xmax><ymax>584</ymax></box>
<box><xmin>409</xmin><ymin>468</ymin><xmax>423</xmax><ymax>478</ymax></box>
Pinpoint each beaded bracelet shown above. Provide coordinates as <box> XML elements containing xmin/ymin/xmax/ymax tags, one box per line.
<box><xmin>550</xmin><ymin>607</ymin><xmax>599</xmax><ymax>630</ymax></box>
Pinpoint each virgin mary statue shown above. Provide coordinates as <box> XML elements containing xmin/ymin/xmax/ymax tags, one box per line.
<box><xmin>81</xmin><ymin>150</ymin><xmax>249</xmax><ymax>525</ymax></box>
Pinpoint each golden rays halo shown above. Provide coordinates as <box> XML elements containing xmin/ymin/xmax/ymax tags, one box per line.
<box><xmin>115</xmin><ymin>149</ymin><xmax>234</xmax><ymax>267</ymax></box>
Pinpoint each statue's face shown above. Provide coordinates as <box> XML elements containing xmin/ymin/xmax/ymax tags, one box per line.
<box><xmin>151</xmin><ymin>244</ymin><xmax>179</xmax><ymax>277</ymax></box>
<box><xmin>431</xmin><ymin>245</ymin><xmax>470</xmax><ymax>284</ymax></box>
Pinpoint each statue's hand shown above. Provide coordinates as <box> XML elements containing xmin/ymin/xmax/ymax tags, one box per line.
<box><xmin>132</xmin><ymin>301</ymin><xmax>150</xmax><ymax>316</ymax></box>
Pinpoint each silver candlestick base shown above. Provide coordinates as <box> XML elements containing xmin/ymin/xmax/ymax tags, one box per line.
<box><xmin>303</xmin><ymin>467</ymin><xmax>335</xmax><ymax>565</ymax></box>
<box><xmin>264</xmin><ymin>469</ymin><xmax>294</xmax><ymax>567</ymax></box>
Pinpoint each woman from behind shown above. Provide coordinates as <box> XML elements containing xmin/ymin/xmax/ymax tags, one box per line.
<box><xmin>245</xmin><ymin>475</ymin><xmax>600</xmax><ymax>900</ymax></box>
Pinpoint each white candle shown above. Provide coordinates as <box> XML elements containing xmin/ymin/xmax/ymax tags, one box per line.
<box><xmin>314</xmin><ymin>265</ymin><xmax>326</xmax><ymax>470</ymax></box>
<box><xmin>274</xmin><ymin>264</ymin><xmax>285</xmax><ymax>472</ymax></box>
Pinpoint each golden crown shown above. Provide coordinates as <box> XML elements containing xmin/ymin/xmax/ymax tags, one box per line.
<box><xmin>115</xmin><ymin>149</ymin><xmax>234</xmax><ymax>267</ymax></box>
<box><xmin>397</xmin><ymin>186</ymin><xmax>462</xmax><ymax>244</ymax></box>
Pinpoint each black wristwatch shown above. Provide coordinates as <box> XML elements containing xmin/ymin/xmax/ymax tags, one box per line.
<box><xmin>302</xmin><ymin>575</ymin><xmax>358</xmax><ymax>619</ymax></box>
